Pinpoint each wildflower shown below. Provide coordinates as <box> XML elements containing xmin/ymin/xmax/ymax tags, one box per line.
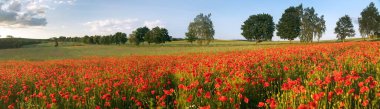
<box><xmin>258</xmin><ymin>102</ymin><xmax>265</xmax><ymax>107</ymax></box>
<box><xmin>218</xmin><ymin>96</ymin><xmax>228</xmax><ymax>102</ymax></box>
<box><xmin>205</xmin><ymin>92</ymin><xmax>211</xmax><ymax>99</ymax></box>
<box><xmin>244</xmin><ymin>97</ymin><xmax>249</xmax><ymax>103</ymax></box>
<box><xmin>186</xmin><ymin>95</ymin><xmax>193</xmax><ymax>103</ymax></box>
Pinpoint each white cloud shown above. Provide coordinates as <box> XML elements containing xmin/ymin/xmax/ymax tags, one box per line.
<box><xmin>83</xmin><ymin>19</ymin><xmax>139</xmax><ymax>33</ymax></box>
<box><xmin>144</xmin><ymin>20</ymin><xmax>164</xmax><ymax>29</ymax></box>
<box><xmin>52</xmin><ymin>0</ymin><xmax>76</xmax><ymax>5</ymax></box>
<box><xmin>83</xmin><ymin>19</ymin><xmax>166</xmax><ymax>34</ymax></box>
<box><xmin>0</xmin><ymin>0</ymin><xmax>76</xmax><ymax>27</ymax></box>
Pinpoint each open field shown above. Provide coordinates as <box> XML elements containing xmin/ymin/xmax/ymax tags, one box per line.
<box><xmin>0</xmin><ymin>40</ymin><xmax>284</xmax><ymax>61</ymax></box>
<box><xmin>0</xmin><ymin>41</ymin><xmax>379</xmax><ymax>108</ymax></box>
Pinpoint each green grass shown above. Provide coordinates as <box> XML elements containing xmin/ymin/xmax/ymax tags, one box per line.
<box><xmin>0</xmin><ymin>40</ymin><xmax>279</xmax><ymax>61</ymax></box>
<box><xmin>0</xmin><ymin>38</ymin><xmax>373</xmax><ymax>61</ymax></box>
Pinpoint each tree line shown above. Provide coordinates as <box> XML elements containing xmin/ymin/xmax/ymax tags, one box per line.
<box><xmin>56</xmin><ymin>2</ymin><xmax>380</xmax><ymax>46</ymax></box>
<box><xmin>55</xmin><ymin>26</ymin><xmax>172</xmax><ymax>46</ymax></box>
<box><xmin>0</xmin><ymin>36</ymin><xmax>43</xmax><ymax>49</ymax></box>
<box><xmin>238</xmin><ymin>2</ymin><xmax>380</xmax><ymax>43</ymax></box>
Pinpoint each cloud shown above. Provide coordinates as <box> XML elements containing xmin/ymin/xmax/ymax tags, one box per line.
<box><xmin>144</xmin><ymin>20</ymin><xmax>164</xmax><ymax>29</ymax></box>
<box><xmin>84</xmin><ymin>19</ymin><xmax>166</xmax><ymax>34</ymax></box>
<box><xmin>84</xmin><ymin>19</ymin><xmax>139</xmax><ymax>33</ymax></box>
<box><xmin>52</xmin><ymin>0</ymin><xmax>77</xmax><ymax>5</ymax></box>
<box><xmin>0</xmin><ymin>0</ymin><xmax>76</xmax><ymax>27</ymax></box>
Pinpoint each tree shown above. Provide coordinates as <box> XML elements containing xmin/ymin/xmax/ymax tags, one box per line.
<box><xmin>160</xmin><ymin>28</ymin><xmax>172</xmax><ymax>43</ymax></box>
<box><xmin>89</xmin><ymin>36</ymin><xmax>95</xmax><ymax>44</ymax></box>
<box><xmin>6</xmin><ymin>35</ymin><xmax>14</xmax><ymax>38</ymax></box>
<box><xmin>358</xmin><ymin>2</ymin><xmax>380</xmax><ymax>40</ymax></box>
<box><xmin>241</xmin><ymin>14</ymin><xmax>275</xmax><ymax>43</ymax></box>
<box><xmin>185</xmin><ymin>31</ymin><xmax>197</xmax><ymax>44</ymax></box>
<box><xmin>83</xmin><ymin>35</ymin><xmax>90</xmax><ymax>44</ymax></box>
<box><xmin>144</xmin><ymin>29</ymin><xmax>155</xmax><ymax>45</ymax></box>
<box><xmin>335</xmin><ymin>15</ymin><xmax>355</xmax><ymax>42</ymax></box>
<box><xmin>58</xmin><ymin>36</ymin><xmax>67</xmax><ymax>42</ymax></box>
<box><xmin>186</xmin><ymin>13</ymin><xmax>215</xmax><ymax>45</ymax></box>
<box><xmin>114</xmin><ymin>32</ymin><xmax>127</xmax><ymax>45</ymax></box>
<box><xmin>94</xmin><ymin>35</ymin><xmax>101</xmax><ymax>44</ymax></box>
<box><xmin>145</xmin><ymin>27</ymin><xmax>167</xmax><ymax>44</ymax></box>
<box><xmin>54</xmin><ymin>37</ymin><xmax>58</xmax><ymax>47</ymax></box>
<box><xmin>276</xmin><ymin>6</ymin><xmax>301</xmax><ymax>43</ymax></box>
<box><xmin>128</xmin><ymin>32</ymin><xmax>137</xmax><ymax>45</ymax></box>
<box><xmin>299</xmin><ymin>7</ymin><xmax>325</xmax><ymax>43</ymax></box>
<box><xmin>300</xmin><ymin>7</ymin><xmax>315</xmax><ymax>43</ymax></box>
<box><xmin>134</xmin><ymin>27</ymin><xmax>149</xmax><ymax>45</ymax></box>
<box><xmin>315</xmin><ymin>15</ymin><xmax>326</xmax><ymax>42</ymax></box>
<box><xmin>120</xmin><ymin>32</ymin><xmax>127</xmax><ymax>44</ymax></box>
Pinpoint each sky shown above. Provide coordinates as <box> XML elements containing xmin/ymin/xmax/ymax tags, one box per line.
<box><xmin>0</xmin><ymin>0</ymin><xmax>379</xmax><ymax>40</ymax></box>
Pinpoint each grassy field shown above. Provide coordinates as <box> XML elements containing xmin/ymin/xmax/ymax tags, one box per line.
<box><xmin>0</xmin><ymin>40</ymin><xmax>272</xmax><ymax>61</ymax></box>
<box><xmin>0</xmin><ymin>38</ymin><xmax>366</xmax><ymax>61</ymax></box>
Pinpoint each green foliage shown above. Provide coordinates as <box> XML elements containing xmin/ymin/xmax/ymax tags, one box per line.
<box><xmin>241</xmin><ymin>13</ymin><xmax>275</xmax><ymax>42</ymax></box>
<box><xmin>314</xmin><ymin>15</ymin><xmax>326</xmax><ymax>42</ymax></box>
<box><xmin>359</xmin><ymin>2</ymin><xmax>380</xmax><ymax>40</ymax></box>
<box><xmin>82</xmin><ymin>35</ymin><xmax>90</xmax><ymax>44</ymax></box>
<box><xmin>75</xmin><ymin>32</ymin><xmax>127</xmax><ymax>45</ymax></box>
<box><xmin>0</xmin><ymin>40</ymin><xmax>282</xmax><ymax>61</ymax></box>
<box><xmin>160</xmin><ymin>28</ymin><xmax>172</xmax><ymax>43</ymax></box>
<box><xmin>128</xmin><ymin>32</ymin><xmax>138</xmax><ymax>45</ymax></box>
<box><xmin>0</xmin><ymin>38</ymin><xmax>42</xmax><ymax>49</ymax></box>
<box><xmin>187</xmin><ymin>13</ymin><xmax>215</xmax><ymax>45</ymax></box>
<box><xmin>54</xmin><ymin>37</ymin><xmax>58</xmax><ymax>47</ymax></box>
<box><xmin>335</xmin><ymin>15</ymin><xmax>355</xmax><ymax>42</ymax></box>
<box><xmin>185</xmin><ymin>31</ymin><xmax>197</xmax><ymax>44</ymax></box>
<box><xmin>114</xmin><ymin>32</ymin><xmax>128</xmax><ymax>45</ymax></box>
<box><xmin>276</xmin><ymin>6</ymin><xmax>301</xmax><ymax>42</ymax></box>
<box><xmin>134</xmin><ymin>26</ymin><xmax>149</xmax><ymax>45</ymax></box>
<box><xmin>145</xmin><ymin>27</ymin><xmax>172</xmax><ymax>44</ymax></box>
<box><xmin>299</xmin><ymin>7</ymin><xmax>325</xmax><ymax>43</ymax></box>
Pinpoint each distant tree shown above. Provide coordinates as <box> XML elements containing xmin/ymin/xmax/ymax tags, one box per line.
<box><xmin>359</xmin><ymin>2</ymin><xmax>380</xmax><ymax>40</ymax></box>
<box><xmin>315</xmin><ymin>15</ymin><xmax>326</xmax><ymax>42</ymax></box>
<box><xmin>152</xmin><ymin>27</ymin><xmax>163</xmax><ymax>44</ymax></box>
<box><xmin>144</xmin><ymin>31</ymin><xmax>155</xmax><ymax>45</ymax></box>
<box><xmin>120</xmin><ymin>32</ymin><xmax>127</xmax><ymax>44</ymax></box>
<box><xmin>113</xmin><ymin>34</ymin><xmax>120</xmax><ymax>45</ymax></box>
<box><xmin>160</xmin><ymin>28</ymin><xmax>172</xmax><ymax>43</ymax></box>
<box><xmin>100</xmin><ymin>36</ymin><xmax>106</xmax><ymax>44</ymax></box>
<box><xmin>128</xmin><ymin>32</ymin><xmax>138</xmax><ymax>45</ymax></box>
<box><xmin>146</xmin><ymin>27</ymin><xmax>161</xmax><ymax>44</ymax></box>
<box><xmin>54</xmin><ymin>37</ymin><xmax>59</xmax><ymax>47</ymax></box>
<box><xmin>58</xmin><ymin>36</ymin><xmax>66</xmax><ymax>42</ymax></box>
<box><xmin>300</xmin><ymin>7</ymin><xmax>315</xmax><ymax>42</ymax></box>
<box><xmin>187</xmin><ymin>13</ymin><xmax>215</xmax><ymax>45</ymax></box>
<box><xmin>242</xmin><ymin>13</ymin><xmax>275</xmax><ymax>43</ymax></box>
<box><xmin>83</xmin><ymin>35</ymin><xmax>90</xmax><ymax>44</ymax></box>
<box><xmin>6</xmin><ymin>35</ymin><xmax>14</xmax><ymax>38</ymax></box>
<box><xmin>335</xmin><ymin>15</ymin><xmax>355</xmax><ymax>42</ymax></box>
<box><xmin>277</xmin><ymin>6</ymin><xmax>301</xmax><ymax>43</ymax></box>
<box><xmin>185</xmin><ymin>30</ymin><xmax>197</xmax><ymax>44</ymax></box>
<box><xmin>94</xmin><ymin>35</ymin><xmax>101</xmax><ymax>44</ymax></box>
<box><xmin>144</xmin><ymin>27</ymin><xmax>172</xmax><ymax>44</ymax></box>
<box><xmin>89</xmin><ymin>36</ymin><xmax>95</xmax><ymax>44</ymax></box>
<box><xmin>299</xmin><ymin>7</ymin><xmax>325</xmax><ymax>43</ymax></box>
<box><xmin>133</xmin><ymin>27</ymin><xmax>149</xmax><ymax>45</ymax></box>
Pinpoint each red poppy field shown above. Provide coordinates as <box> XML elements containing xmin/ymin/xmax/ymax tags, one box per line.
<box><xmin>0</xmin><ymin>42</ymin><xmax>379</xmax><ymax>109</ymax></box>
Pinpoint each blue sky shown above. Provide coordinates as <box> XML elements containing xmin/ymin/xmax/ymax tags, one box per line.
<box><xmin>0</xmin><ymin>0</ymin><xmax>378</xmax><ymax>40</ymax></box>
